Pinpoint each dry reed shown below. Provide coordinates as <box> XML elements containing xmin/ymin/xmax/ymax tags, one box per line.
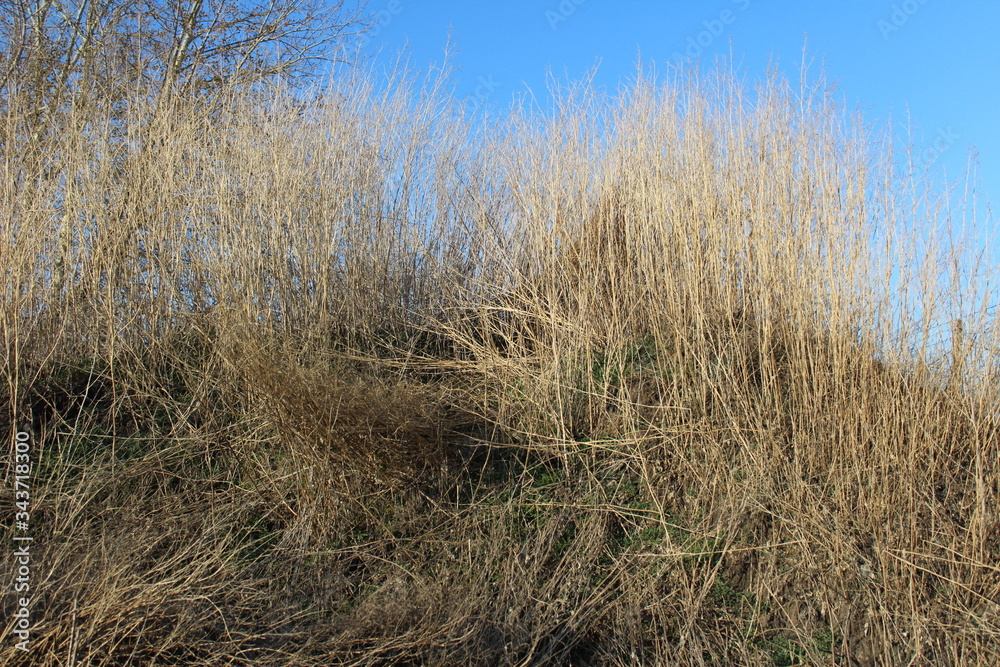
<box><xmin>1</xmin><ymin>58</ymin><xmax>998</xmax><ymax>665</ymax></box>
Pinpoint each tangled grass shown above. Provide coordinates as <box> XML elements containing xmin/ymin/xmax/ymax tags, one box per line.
<box><xmin>2</xmin><ymin>60</ymin><xmax>998</xmax><ymax>665</ymax></box>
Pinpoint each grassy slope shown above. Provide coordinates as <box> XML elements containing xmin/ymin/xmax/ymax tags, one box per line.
<box><xmin>2</xmin><ymin>63</ymin><xmax>999</xmax><ymax>665</ymax></box>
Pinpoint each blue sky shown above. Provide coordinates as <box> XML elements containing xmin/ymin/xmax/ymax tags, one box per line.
<box><xmin>357</xmin><ymin>0</ymin><xmax>998</xmax><ymax>221</ymax></box>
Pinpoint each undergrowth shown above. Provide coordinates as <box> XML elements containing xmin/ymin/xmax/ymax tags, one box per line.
<box><xmin>2</xmin><ymin>58</ymin><xmax>998</xmax><ymax>665</ymax></box>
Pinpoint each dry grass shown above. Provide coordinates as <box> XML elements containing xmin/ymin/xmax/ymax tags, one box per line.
<box><xmin>2</xmin><ymin>59</ymin><xmax>999</xmax><ymax>665</ymax></box>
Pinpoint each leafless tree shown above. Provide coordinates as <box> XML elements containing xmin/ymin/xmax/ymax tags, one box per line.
<box><xmin>0</xmin><ymin>0</ymin><xmax>372</xmax><ymax>138</ymax></box>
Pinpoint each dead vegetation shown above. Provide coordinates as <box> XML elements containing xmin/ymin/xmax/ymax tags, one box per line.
<box><xmin>2</xmin><ymin>60</ymin><xmax>999</xmax><ymax>665</ymax></box>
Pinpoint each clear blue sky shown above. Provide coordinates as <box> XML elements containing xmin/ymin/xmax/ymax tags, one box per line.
<box><xmin>357</xmin><ymin>0</ymin><xmax>998</xmax><ymax>222</ymax></box>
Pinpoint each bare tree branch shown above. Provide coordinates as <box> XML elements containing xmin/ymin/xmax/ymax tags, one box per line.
<box><xmin>1</xmin><ymin>0</ymin><xmax>374</xmax><ymax>128</ymax></box>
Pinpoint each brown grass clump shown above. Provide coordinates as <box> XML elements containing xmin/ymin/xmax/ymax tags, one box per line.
<box><xmin>2</xmin><ymin>60</ymin><xmax>999</xmax><ymax>665</ymax></box>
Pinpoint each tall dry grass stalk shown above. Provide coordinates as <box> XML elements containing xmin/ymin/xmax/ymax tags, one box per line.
<box><xmin>1</xmin><ymin>58</ymin><xmax>998</xmax><ymax>665</ymax></box>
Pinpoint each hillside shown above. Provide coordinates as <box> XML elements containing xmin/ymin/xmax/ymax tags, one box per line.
<box><xmin>2</xmin><ymin>63</ymin><xmax>998</xmax><ymax>666</ymax></box>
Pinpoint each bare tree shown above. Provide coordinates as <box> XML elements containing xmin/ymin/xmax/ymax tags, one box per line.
<box><xmin>0</xmin><ymin>0</ymin><xmax>372</xmax><ymax>136</ymax></box>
